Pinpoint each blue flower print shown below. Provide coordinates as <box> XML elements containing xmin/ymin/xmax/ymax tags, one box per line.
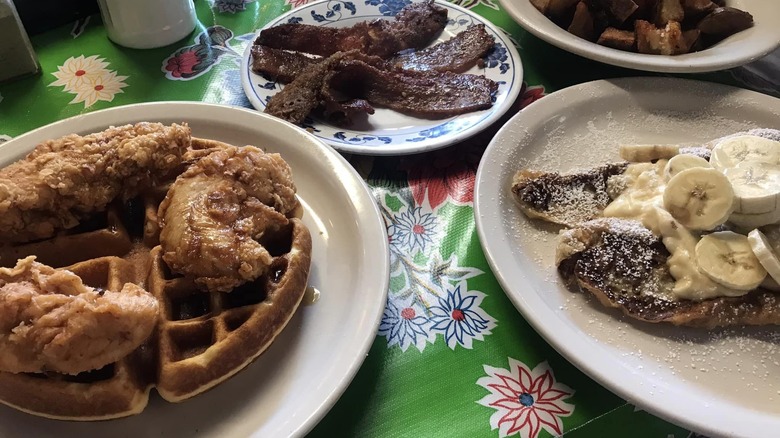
<box><xmin>429</xmin><ymin>283</ymin><xmax>495</xmax><ymax>349</ymax></box>
<box><xmin>378</xmin><ymin>298</ymin><xmax>431</xmax><ymax>352</ymax></box>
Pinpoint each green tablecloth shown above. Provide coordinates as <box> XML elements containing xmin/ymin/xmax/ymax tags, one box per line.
<box><xmin>0</xmin><ymin>0</ymin><xmax>777</xmax><ymax>436</ymax></box>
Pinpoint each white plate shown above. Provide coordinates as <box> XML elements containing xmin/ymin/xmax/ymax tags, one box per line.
<box><xmin>500</xmin><ymin>0</ymin><xmax>780</xmax><ymax>73</ymax></box>
<box><xmin>0</xmin><ymin>102</ymin><xmax>389</xmax><ymax>438</ymax></box>
<box><xmin>475</xmin><ymin>77</ymin><xmax>780</xmax><ymax>437</ymax></box>
<box><xmin>241</xmin><ymin>0</ymin><xmax>523</xmax><ymax>155</ymax></box>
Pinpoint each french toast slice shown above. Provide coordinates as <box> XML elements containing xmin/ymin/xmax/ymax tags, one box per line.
<box><xmin>557</xmin><ymin>218</ymin><xmax>780</xmax><ymax>328</ymax></box>
<box><xmin>511</xmin><ymin>136</ymin><xmax>780</xmax><ymax>328</ymax></box>
<box><xmin>512</xmin><ymin>163</ymin><xmax>628</xmax><ymax>227</ymax></box>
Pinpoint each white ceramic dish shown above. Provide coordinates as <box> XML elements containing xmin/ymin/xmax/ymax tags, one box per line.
<box><xmin>475</xmin><ymin>77</ymin><xmax>780</xmax><ymax>437</ymax></box>
<box><xmin>241</xmin><ymin>0</ymin><xmax>523</xmax><ymax>155</ymax></box>
<box><xmin>499</xmin><ymin>0</ymin><xmax>780</xmax><ymax>73</ymax></box>
<box><xmin>0</xmin><ymin>102</ymin><xmax>389</xmax><ymax>438</ymax></box>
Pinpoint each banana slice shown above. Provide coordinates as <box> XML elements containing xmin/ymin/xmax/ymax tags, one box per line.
<box><xmin>729</xmin><ymin>208</ymin><xmax>780</xmax><ymax>229</ymax></box>
<box><xmin>695</xmin><ymin>231</ymin><xmax>766</xmax><ymax>290</ymax></box>
<box><xmin>663</xmin><ymin>154</ymin><xmax>710</xmax><ymax>181</ymax></box>
<box><xmin>710</xmin><ymin>135</ymin><xmax>780</xmax><ymax>170</ymax></box>
<box><xmin>620</xmin><ymin>144</ymin><xmax>679</xmax><ymax>162</ymax></box>
<box><xmin>722</xmin><ymin>162</ymin><xmax>780</xmax><ymax>214</ymax></box>
<box><xmin>747</xmin><ymin>229</ymin><xmax>780</xmax><ymax>285</ymax></box>
<box><xmin>663</xmin><ymin>167</ymin><xmax>735</xmax><ymax>230</ymax></box>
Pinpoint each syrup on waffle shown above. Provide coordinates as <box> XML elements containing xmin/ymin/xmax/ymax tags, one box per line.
<box><xmin>0</xmin><ymin>138</ymin><xmax>312</xmax><ymax>420</ymax></box>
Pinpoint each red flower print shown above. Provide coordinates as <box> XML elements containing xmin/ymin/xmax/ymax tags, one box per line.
<box><xmin>165</xmin><ymin>49</ymin><xmax>199</xmax><ymax>78</ymax></box>
<box><xmin>400</xmin><ymin>143</ymin><xmax>482</xmax><ymax>210</ymax></box>
<box><xmin>478</xmin><ymin>359</ymin><xmax>574</xmax><ymax>438</ymax></box>
<box><xmin>519</xmin><ymin>83</ymin><xmax>546</xmax><ymax>110</ymax></box>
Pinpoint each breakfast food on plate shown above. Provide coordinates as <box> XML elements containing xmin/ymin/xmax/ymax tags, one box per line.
<box><xmin>251</xmin><ymin>1</ymin><xmax>500</xmax><ymax>126</ymax></box>
<box><xmin>0</xmin><ymin>256</ymin><xmax>159</xmax><ymax>375</ymax></box>
<box><xmin>256</xmin><ymin>0</ymin><xmax>448</xmax><ymax>58</ymax></box>
<box><xmin>513</xmin><ymin>129</ymin><xmax>780</xmax><ymax>328</ymax></box>
<box><xmin>0</xmin><ymin>122</ymin><xmax>194</xmax><ymax>243</ymax></box>
<box><xmin>158</xmin><ymin>145</ymin><xmax>302</xmax><ymax>293</ymax></box>
<box><xmin>530</xmin><ymin>0</ymin><xmax>754</xmax><ymax>55</ymax></box>
<box><xmin>0</xmin><ymin>125</ymin><xmax>312</xmax><ymax>420</ymax></box>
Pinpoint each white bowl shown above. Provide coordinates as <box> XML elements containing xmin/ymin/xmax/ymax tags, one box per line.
<box><xmin>499</xmin><ymin>0</ymin><xmax>780</xmax><ymax>73</ymax></box>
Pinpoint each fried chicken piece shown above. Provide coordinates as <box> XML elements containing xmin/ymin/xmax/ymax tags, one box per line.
<box><xmin>0</xmin><ymin>257</ymin><xmax>159</xmax><ymax>375</ymax></box>
<box><xmin>158</xmin><ymin>145</ymin><xmax>300</xmax><ymax>293</ymax></box>
<box><xmin>0</xmin><ymin>122</ymin><xmax>192</xmax><ymax>243</ymax></box>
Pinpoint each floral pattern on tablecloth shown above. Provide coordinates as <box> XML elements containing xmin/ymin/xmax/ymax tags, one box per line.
<box><xmin>0</xmin><ymin>0</ymin><xmax>738</xmax><ymax>435</ymax></box>
<box><xmin>49</xmin><ymin>55</ymin><xmax>128</xmax><ymax>108</ymax></box>
<box><xmin>373</xmin><ymin>141</ymin><xmax>496</xmax><ymax>352</ymax></box>
<box><xmin>478</xmin><ymin>358</ymin><xmax>575</xmax><ymax>438</ymax></box>
<box><xmin>162</xmin><ymin>26</ymin><xmax>251</xmax><ymax>80</ymax></box>
<box><xmin>213</xmin><ymin>0</ymin><xmax>257</xmax><ymax>13</ymax></box>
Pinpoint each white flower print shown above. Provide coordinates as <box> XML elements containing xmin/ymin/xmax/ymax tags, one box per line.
<box><xmin>387</xmin><ymin>206</ymin><xmax>439</xmax><ymax>255</ymax></box>
<box><xmin>50</xmin><ymin>55</ymin><xmax>111</xmax><ymax>93</ymax></box>
<box><xmin>69</xmin><ymin>71</ymin><xmax>128</xmax><ymax>108</ymax></box>
<box><xmin>50</xmin><ymin>55</ymin><xmax>128</xmax><ymax>108</ymax></box>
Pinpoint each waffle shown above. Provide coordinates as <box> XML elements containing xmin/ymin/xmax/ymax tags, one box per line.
<box><xmin>0</xmin><ymin>138</ymin><xmax>312</xmax><ymax>420</ymax></box>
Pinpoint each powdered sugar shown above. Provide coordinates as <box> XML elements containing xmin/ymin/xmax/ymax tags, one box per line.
<box><xmin>496</xmin><ymin>88</ymin><xmax>780</xmax><ymax>418</ymax></box>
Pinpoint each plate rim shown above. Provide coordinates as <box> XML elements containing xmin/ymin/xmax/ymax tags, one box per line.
<box><xmin>498</xmin><ymin>0</ymin><xmax>780</xmax><ymax>73</ymax></box>
<box><xmin>240</xmin><ymin>0</ymin><xmax>524</xmax><ymax>156</ymax></box>
<box><xmin>0</xmin><ymin>101</ymin><xmax>390</xmax><ymax>438</ymax></box>
<box><xmin>474</xmin><ymin>77</ymin><xmax>780</xmax><ymax>437</ymax></box>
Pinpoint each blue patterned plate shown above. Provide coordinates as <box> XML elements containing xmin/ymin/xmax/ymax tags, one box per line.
<box><xmin>240</xmin><ymin>0</ymin><xmax>523</xmax><ymax>155</ymax></box>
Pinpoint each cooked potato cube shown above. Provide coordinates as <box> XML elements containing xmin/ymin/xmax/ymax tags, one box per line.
<box><xmin>568</xmin><ymin>2</ymin><xmax>596</xmax><ymax>40</ymax></box>
<box><xmin>597</xmin><ymin>27</ymin><xmax>637</xmax><ymax>51</ymax></box>
<box><xmin>654</xmin><ymin>0</ymin><xmax>684</xmax><ymax>26</ymax></box>
<box><xmin>636</xmin><ymin>19</ymin><xmax>687</xmax><ymax>54</ymax></box>
<box><xmin>531</xmin><ymin>0</ymin><xmax>553</xmax><ymax>14</ymax></box>
<box><xmin>697</xmin><ymin>6</ymin><xmax>754</xmax><ymax>36</ymax></box>
<box><xmin>682</xmin><ymin>0</ymin><xmax>716</xmax><ymax>18</ymax></box>
<box><xmin>682</xmin><ymin>28</ymin><xmax>702</xmax><ymax>51</ymax></box>
<box><xmin>633</xmin><ymin>0</ymin><xmax>657</xmax><ymax>19</ymax></box>
<box><xmin>592</xmin><ymin>0</ymin><xmax>640</xmax><ymax>23</ymax></box>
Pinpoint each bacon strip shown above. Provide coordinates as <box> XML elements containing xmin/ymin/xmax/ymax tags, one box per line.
<box><xmin>265</xmin><ymin>51</ymin><xmax>498</xmax><ymax>124</ymax></box>
<box><xmin>255</xmin><ymin>0</ymin><xmax>447</xmax><ymax>58</ymax></box>
<box><xmin>252</xmin><ymin>25</ymin><xmax>495</xmax><ymax>83</ymax></box>
<box><xmin>250</xmin><ymin>46</ymin><xmax>321</xmax><ymax>83</ymax></box>
<box><xmin>389</xmin><ymin>24</ymin><xmax>495</xmax><ymax>73</ymax></box>
<box><xmin>328</xmin><ymin>59</ymin><xmax>498</xmax><ymax>119</ymax></box>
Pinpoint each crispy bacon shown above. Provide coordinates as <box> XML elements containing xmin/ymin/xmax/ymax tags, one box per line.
<box><xmin>255</xmin><ymin>0</ymin><xmax>447</xmax><ymax>58</ymax></box>
<box><xmin>328</xmin><ymin>59</ymin><xmax>498</xmax><ymax>119</ymax></box>
<box><xmin>389</xmin><ymin>24</ymin><xmax>495</xmax><ymax>73</ymax></box>
<box><xmin>250</xmin><ymin>46</ymin><xmax>321</xmax><ymax>83</ymax></box>
<box><xmin>265</xmin><ymin>51</ymin><xmax>498</xmax><ymax>124</ymax></box>
<box><xmin>252</xmin><ymin>25</ymin><xmax>495</xmax><ymax>84</ymax></box>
